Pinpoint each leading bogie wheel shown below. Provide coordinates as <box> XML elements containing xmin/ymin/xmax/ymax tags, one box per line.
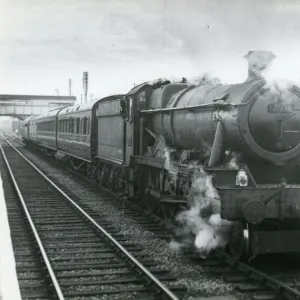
<box><xmin>229</xmin><ymin>222</ymin><xmax>251</xmax><ymax>261</ymax></box>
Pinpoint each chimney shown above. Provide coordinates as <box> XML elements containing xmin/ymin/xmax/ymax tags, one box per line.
<box><xmin>244</xmin><ymin>50</ymin><xmax>276</xmax><ymax>82</ymax></box>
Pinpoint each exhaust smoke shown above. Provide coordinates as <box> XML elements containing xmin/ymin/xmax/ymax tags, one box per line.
<box><xmin>170</xmin><ymin>167</ymin><xmax>232</xmax><ymax>258</ymax></box>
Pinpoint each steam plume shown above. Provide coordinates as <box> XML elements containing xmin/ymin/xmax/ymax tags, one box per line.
<box><xmin>170</xmin><ymin>167</ymin><xmax>232</xmax><ymax>258</ymax></box>
<box><xmin>225</xmin><ymin>151</ymin><xmax>239</xmax><ymax>170</ymax></box>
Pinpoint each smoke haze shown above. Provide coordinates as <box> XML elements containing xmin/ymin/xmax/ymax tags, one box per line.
<box><xmin>1</xmin><ymin>0</ymin><xmax>300</xmax><ymax>101</ymax></box>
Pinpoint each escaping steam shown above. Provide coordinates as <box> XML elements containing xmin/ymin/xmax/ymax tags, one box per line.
<box><xmin>167</xmin><ymin>74</ymin><xmax>222</xmax><ymax>86</ymax></box>
<box><xmin>188</xmin><ymin>73</ymin><xmax>221</xmax><ymax>86</ymax></box>
<box><xmin>164</xmin><ymin>147</ymin><xmax>177</xmax><ymax>173</ymax></box>
<box><xmin>170</xmin><ymin>167</ymin><xmax>232</xmax><ymax>258</ymax></box>
<box><xmin>225</xmin><ymin>151</ymin><xmax>239</xmax><ymax>170</ymax></box>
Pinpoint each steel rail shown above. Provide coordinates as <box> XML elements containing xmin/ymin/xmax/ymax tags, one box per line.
<box><xmin>10</xmin><ymin>132</ymin><xmax>300</xmax><ymax>299</ymax></box>
<box><xmin>0</xmin><ymin>142</ymin><xmax>65</xmax><ymax>300</ymax></box>
<box><xmin>3</xmin><ymin>135</ymin><xmax>180</xmax><ymax>300</ymax></box>
<box><xmin>218</xmin><ymin>251</ymin><xmax>300</xmax><ymax>300</ymax></box>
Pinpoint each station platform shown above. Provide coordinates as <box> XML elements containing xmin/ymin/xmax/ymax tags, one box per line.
<box><xmin>0</xmin><ymin>173</ymin><xmax>22</xmax><ymax>300</ymax></box>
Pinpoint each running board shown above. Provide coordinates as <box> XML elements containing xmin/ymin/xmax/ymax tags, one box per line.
<box><xmin>146</xmin><ymin>189</ymin><xmax>186</xmax><ymax>205</ymax></box>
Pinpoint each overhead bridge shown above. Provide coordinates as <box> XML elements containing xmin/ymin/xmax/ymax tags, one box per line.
<box><xmin>0</xmin><ymin>94</ymin><xmax>76</xmax><ymax>120</ymax></box>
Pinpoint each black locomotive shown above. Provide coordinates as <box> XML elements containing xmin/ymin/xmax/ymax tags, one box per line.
<box><xmin>21</xmin><ymin>51</ymin><xmax>300</xmax><ymax>259</ymax></box>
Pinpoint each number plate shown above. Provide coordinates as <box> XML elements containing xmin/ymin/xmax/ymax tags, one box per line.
<box><xmin>267</xmin><ymin>103</ymin><xmax>295</xmax><ymax>113</ymax></box>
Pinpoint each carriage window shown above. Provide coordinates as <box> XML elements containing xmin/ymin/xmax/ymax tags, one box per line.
<box><xmin>83</xmin><ymin>117</ymin><xmax>87</xmax><ymax>135</ymax></box>
<box><xmin>70</xmin><ymin>118</ymin><xmax>74</xmax><ymax>133</ymax></box>
<box><xmin>80</xmin><ymin>118</ymin><xmax>83</xmax><ymax>134</ymax></box>
<box><xmin>76</xmin><ymin>118</ymin><xmax>80</xmax><ymax>134</ymax></box>
<box><xmin>72</xmin><ymin>118</ymin><xmax>75</xmax><ymax>133</ymax></box>
<box><xmin>87</xmin><ymin>117</ymin><xmax>90</xmax><ymax>135</ymax></box>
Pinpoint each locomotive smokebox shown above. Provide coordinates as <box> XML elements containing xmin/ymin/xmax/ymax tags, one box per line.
<box><xmin>244</xmin><ymin>50</ymin><xmax>276</xmax><ymax>82</ymax></box>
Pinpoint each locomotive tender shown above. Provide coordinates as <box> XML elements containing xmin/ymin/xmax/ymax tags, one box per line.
<box><xmin>21</xmin><ymin>51</ymin><xmax>300</xmax><ymax>259</ymax></box>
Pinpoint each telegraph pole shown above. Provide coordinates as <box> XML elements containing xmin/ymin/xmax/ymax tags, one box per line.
<box><xmin>83</xmin><ymin>72</ymin><xmax>88</xmax><ymax>102</ymax></box>
<box><xmin>69</xmin><ymin>79</ymin><xmax>72</xmax><ymax>96</ymax></box>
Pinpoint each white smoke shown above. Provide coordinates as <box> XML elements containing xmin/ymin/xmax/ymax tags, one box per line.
<box><xmin>263</xmin><ymin>76</ymin><xmax>296</xmax><ymax>106</ymax></box>
<box><xmin>162</xmin><ymin>74</ymin><xmax>222</xmax><ymax>86</ymax></box>
<box><xmin>255</xmin><ymin>75</ymin><xmax>298</xmax><ymax>109</ymax></box>
<box><xmin>188</xmin><ymin>73</ymin><xmax>221</xmax><ymax>86</ymax></box>
<box><xmin>170</xmin><ymin>167</ymin><xmax>232</xmax><ymax>258</ymax></box>
<box><xmin>149</xmin><ymin>78</ymin><xmax>170</xmax><ymax>85</ymax></box>
<box><xmin>163</xmin><ymin>148</ymin><xmax>178</xmax><ymax>192</ymax></box>
<box><xmin>164</xmin><ymin>147</ymin><xmax>177</xmax><ymax>173</ymax></box>
<box><xmin>225</xmin><ymin>151</ymin><xmax>239</xmax><ymax>170</ymax></box>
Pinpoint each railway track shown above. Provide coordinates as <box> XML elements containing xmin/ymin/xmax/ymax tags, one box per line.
<box><xmin>0</xmin><ymin>135</ymin><xmax>187</xmax><ymax>300</ymax></box>
<box><xmin>8</xmin><ymin>134</ymin><xmax>300</xmax><ymax>300</ymax></box>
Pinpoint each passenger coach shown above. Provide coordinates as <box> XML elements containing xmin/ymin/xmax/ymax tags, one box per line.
<box><xmin>32</xmin><ymin>109</ymin><xmax>60</xmax><ymax>151</ymax></box>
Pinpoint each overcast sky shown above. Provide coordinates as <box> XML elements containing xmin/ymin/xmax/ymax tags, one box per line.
<box><xmin>1</xmin><ymin>0</ymin><xmax>300</xmax><ymax>101</ymax></box>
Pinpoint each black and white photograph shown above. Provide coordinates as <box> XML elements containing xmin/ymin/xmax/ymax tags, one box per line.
<box><xmin>1</xmin><ymin>1</ymin><xmax>300</xmax><ymax>299</ymax></box>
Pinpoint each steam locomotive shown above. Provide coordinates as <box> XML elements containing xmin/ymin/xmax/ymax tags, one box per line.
<box><xmin>21</xmin><ymin>51</ymin><xmax>300</xmax><ymax>259</ymax></box>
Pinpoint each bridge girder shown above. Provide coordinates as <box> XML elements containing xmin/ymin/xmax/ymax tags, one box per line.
<box><xmin>0</xmin><ymin>94</ymin><xmax>76</xmax><ymax>119</ymax></box>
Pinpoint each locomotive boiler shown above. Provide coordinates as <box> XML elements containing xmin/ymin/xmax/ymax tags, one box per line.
<box><xmin>147</xmin><ymin>52</ymin><xmax>300</xmax><ymax>167</ymax></box>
